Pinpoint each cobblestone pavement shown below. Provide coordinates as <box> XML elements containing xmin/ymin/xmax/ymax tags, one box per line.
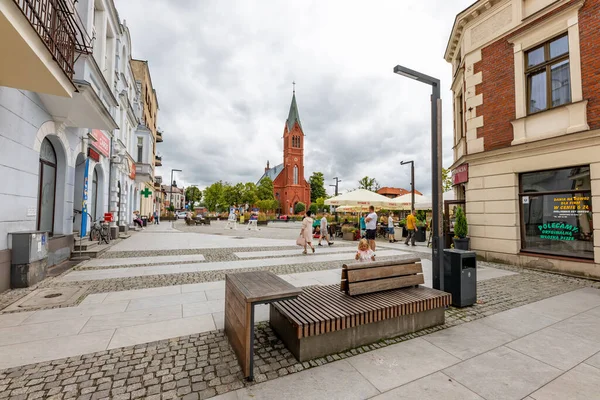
<box><xmin>1</xmin><ymin>261</ymin><xmax>598</xmax><ymax>400</ymax></box>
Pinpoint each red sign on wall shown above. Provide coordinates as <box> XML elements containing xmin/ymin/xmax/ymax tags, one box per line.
<box><xmin>452</xmin><ymin>164</ymin><xmax>469</xmax><ymax>185</ymax></box>
<box><xmin>90</xmin><ymin>129</ymin><xmax>110</xmax><ymax>157</ymax></box>
<box><xmin>104</xmin><ymin>212</ymin><xmax>113</xmax><ymax>222</ymax></box>
<box><xmin>88</xmin><ymin>147</ymin><xmax>100</xmax><ymax>162</ymax></box>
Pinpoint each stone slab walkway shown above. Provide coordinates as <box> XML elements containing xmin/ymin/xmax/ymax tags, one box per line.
<box><xmin>0</xmin><ymin>262</ymin><xmax>514</xmax><ymax>371</ymax></box>
<box><xmin>59</xmin><ymin>250</ymin><xmax>409</xmax><ymax>282</ymax></box>
<box><xmin>214</xmin><ymin>287</ymin><xmax>600</xmax><ymax>400</ymax></box>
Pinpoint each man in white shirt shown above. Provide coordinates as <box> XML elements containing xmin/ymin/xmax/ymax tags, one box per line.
<box><xmin>364</xmin><ymin>205</ymin><xmax>378</xmax><ymax>252</ymax></box>
<box><xmin>388</xmin><ymin>213</ymin><xmax>397</xmax><ymax>243</ymax></box>
<box><xmin>318</xmin><ymin>212</ymin><xmax>333</xmax><ymax>246</ymax></box>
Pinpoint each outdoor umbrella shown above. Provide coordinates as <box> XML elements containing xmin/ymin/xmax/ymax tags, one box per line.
<box><xmin>325</xmin><ymin>189</ymin><xmax>403</xmax><ymax>209</ymax></box>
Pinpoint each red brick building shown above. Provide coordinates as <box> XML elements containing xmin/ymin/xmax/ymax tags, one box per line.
<box><xmin>446</xmin><ymin>0</ymin><xmax>600</xmax><ymax>278</ymax></box>
<box><xmin>259</xmin><ymin>92</ymin><xmax>311</xmax><ymax>214</ymax></box>
<box><xmin>377</xmin><ymin>187</ymin><xmax>423</xmax><ymax>199</ymax></box>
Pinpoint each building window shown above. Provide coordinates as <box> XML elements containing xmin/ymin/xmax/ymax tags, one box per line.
<box><xmin>526</xmin><ymin>34</ymin><xmax>570</xmax><ymax>114</ymax></box>
<box><xmin>37</xmin><ymin>138</ymin><xmax>57</xmax><ymax>234</ymax></box>
<box><xmin>137</xmin><ymin>137</ymin><xmax>143</xmax><ymax>163</ymax></box>
<box><xmin>519</xmin><ymin>166</ymin><xmax>593</xmax><ymax>259</ymax></box>
<box><xmin>293</xmin><ymin>165</ymin><xmax>298</xmax><ymax>185</ymax></box>
<box><xmin>456</xmin><ymin>93</ymin><xmax>464</xmax><ymax>143</ymax></box>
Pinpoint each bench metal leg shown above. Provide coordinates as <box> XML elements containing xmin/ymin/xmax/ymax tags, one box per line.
<box><xmin>248</xmin><ymin>304</ymin><xmax>255</xmax><ymax>382</ymax></box>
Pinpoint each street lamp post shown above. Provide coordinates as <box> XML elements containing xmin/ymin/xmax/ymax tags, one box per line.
<box><xmin>170</xmin><ymin>168</ymin><xmax>182</xmax><ymax>218</ymax></box>
<box><xmin>329</xmin><ymin>177</ymin><xmax>342</xmax><ymax>221</ymax></box>
<box><xmin>400</xmin><ymin>160</ymin><xmax>415</xmax><ymax>212</ymax></box>
<box><xmin>393</xmin><ymin>65</ymin><xmax>444</xmax><ymax>291</ymax></box>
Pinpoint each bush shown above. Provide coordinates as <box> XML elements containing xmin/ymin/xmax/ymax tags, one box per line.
<box><xmin>258</xmin><ymin>212</ymin><xmax>267</xmax><ymax>222</ymax></box>
<box><xmin>309</xmin><ymin>203</ymin><xmax>318</xmax><ymax>215</ymax></box>
<box><xmin>294</xmin><ymin>202</ymin><xmax>306</xmax><ymax>214</ymax></box>
<box><xmin>454</xmin><ymin>206</ymin><xmax>468</xmax><ymax>238</ymax></box>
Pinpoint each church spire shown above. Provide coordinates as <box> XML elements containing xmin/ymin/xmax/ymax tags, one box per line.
<box><xmin>286</xmin><ymin>83</ymin><xmax>302</xmax><ymax>133</ymax></box>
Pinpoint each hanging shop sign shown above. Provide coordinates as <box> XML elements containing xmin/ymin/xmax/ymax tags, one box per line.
<box><xmin>90</xmin><ymin>129</ymin><xmax>110</xmax><ymax>157</ymax></box>
<box><xmin>452</xmin><ymin>164</ymin><xmax>469</xmax><ymax>185</ymax></box>
<box><xmin>88</xmin><ymin>147</ymin><xmax>100</xmax><ymax>162</ymax></box>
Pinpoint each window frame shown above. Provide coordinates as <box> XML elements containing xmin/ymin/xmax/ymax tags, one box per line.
<box><xmin>518</xmin><ymin>165</ymin><xmax>593</xmax><ymax>260</ymax></box>
<box><xmin>37</xmin><ymin>138</ymin><xmax>57</xmax><ymax>235</ymax></box>
<box><xmin>525</xmin><ymin>33</ymin><xmax>570</xmax><ymax>115</ymax></box>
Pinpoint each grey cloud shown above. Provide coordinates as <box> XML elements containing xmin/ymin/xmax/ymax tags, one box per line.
<box><xmin>116</xmin><ymin>0</ymin><xmax>474</xmax><ymax>194</ymax></box>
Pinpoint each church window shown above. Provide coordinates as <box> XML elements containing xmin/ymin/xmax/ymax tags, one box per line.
<box><xmin>293</xmin><ymin>165</ymin><xmax>298</xmax><ymax>185</ymax></box>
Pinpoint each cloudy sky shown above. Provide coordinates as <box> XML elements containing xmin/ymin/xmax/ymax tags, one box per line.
<box><xmin>115</xmin><ymin>0</ymin><xmax>473</xmax><ymax>196</ymax></box>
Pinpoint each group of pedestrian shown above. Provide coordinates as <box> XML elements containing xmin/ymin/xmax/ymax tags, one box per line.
<box><xmin>298</xmin><ymin>211</ymin><xmax>334</xmax><ymax>255</ymax></box>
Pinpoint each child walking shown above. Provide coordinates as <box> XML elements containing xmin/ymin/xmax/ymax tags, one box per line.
<box><xmin>355</xmin><ymin>239</ymin><xmax>375</xmax><ymax>262</ymax></box>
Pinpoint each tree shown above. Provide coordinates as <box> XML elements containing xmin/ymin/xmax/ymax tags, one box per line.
<box><xmin>315</xmin><ymin>197</ymin><xmax>329</xmax><ymax>212</ymax></box>
<box><xmin>221</xmin><ymin>182</ymin><xmax>244</xmax><ymax>207</ymax></box>
<box><xmin>309</xmin><ymin>203</ymin><xmax>318</xmax><ymax>214</ymax></box>
<box><xmin>241</xmin><ymin>182</ymin><xmax>258</xmax><ymax>206</ymax></box>
<box><xmin>358</xmin><ymin>176</ymin><xmax>380</xmax><ymax>192</ymax></box>
<box><xmin>308</xmin><ymin>172</ymin><xmax>327</xmax><ymax>203</ymax></box>
<box><xmin>203</xmin><ymin>181</ymin><xmax>224</xmax><ymax>212</ymax></box>
<box><xmin>442</xmin><ymin>167</ymin><xmax>452</xmax><ymax>193</ymax></box>
<box><xmin>257</xmin><ymin>177</ymin><xmax>275</xmax><ymax>200</ymax></box>
<box><xmin>185</xmin><ymin>186</ymin><xmax>202</xmax><ymax>209</ymax></box>
<box><xmin>294</xmin><ymin>202</ymin><xmax>306</xmax><ymax>214</ymax></box>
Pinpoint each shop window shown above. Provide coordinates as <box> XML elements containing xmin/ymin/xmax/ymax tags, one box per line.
<box><xmin>37</xmin><ymin>138</ymin><xmax>57</xmax><ymax>234</ymax></box>
<box><xmin>519</xmin><ymin>166</ymin><xmax>593</xmax><ymax>259</ymax></box>
<box><xmin>526</xmin><ymin>34</ymin><xmax>571</xmax><ymax>114</ymax></box>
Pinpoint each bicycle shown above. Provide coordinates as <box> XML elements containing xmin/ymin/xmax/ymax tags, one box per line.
<box><xmin>90</xmin><ymin>218</ymin><xmax>111</xmax><ymax>244</ymax></box>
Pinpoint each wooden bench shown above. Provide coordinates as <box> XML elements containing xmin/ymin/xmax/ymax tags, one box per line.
<box><xmin>270</xmin><ymin>259</ymin><xmax>451</xmax><ymax>362</ymax></box>
<box><xmin>341</xmin><ymin>258</ymin><xmax>424</xmax><ymax>296</ymax></box>
<box><xmin>225</xmin><ymin>271</ymin><xmax>302</xmax><ymax>380</ymax></box>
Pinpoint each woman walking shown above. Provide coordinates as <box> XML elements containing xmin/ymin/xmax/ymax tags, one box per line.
<box><xmin>300</xmin><ymin>210</ymin><xmax>315</xmax><ymax>254</ymax></box>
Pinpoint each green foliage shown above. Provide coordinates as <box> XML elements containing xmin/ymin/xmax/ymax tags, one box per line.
<box><xmin>309</xmin><ymin>172</ymin><xmax>327</xmax><ymax>203</ymax></box>
<box><xmin>442</xmin><ymin>167</ymin><xmax>452</xmax><ymax>193</ymax></box>
<box><xmin>294</xmin><ymin>202</ymin><xmax>306</xmax><ymax>214</ymax></box>
<box><xmin>358</xmin><ymin>176</ymin><xmax>380</xmax><ymax>192</ymax></box>
<box><xmin>167</xmin><ymin>204</ymin><xmax>175</xmax><ymax>212</ymax></box>
<box><xmin>416</xmin><ymin>210</ymin><xmax>427</xmax><ymax>222</ymax></box>
<box><xmin>256</xmin><ymin>199</ymin><xmax>278</xmax><ymax>212</ymax></box>
<box><xmin>241</xmin><ymin>182</ymin><xmax>259</xmax><ymax>206</ymax></box>
<box><xmin>221</xmin><ymin>182</ymin><xmax>244</xmax><ymax>206</ymax></box>
<box><xmin>257</xmin><ymin>177</ymin><xmax>275</xmax><ymax>201</ymax></box>
<box><xmin>309</xmin><ymin>203</ymin><xmax>318</xmax><ymax>214</ymax></box>
<box><xmin>185</xmin><ymin>186</ymin><xmax>202</xmax><ymax>209</ymax></box>
<box><xmin>203</xmin><ymin>181</ymin><xmax>224</xmax><ymax>212</ymax></box>
<box><xmin>454</xmin><ymin>206</ymin><xmax>468</xmax><ymax>238</ymax></box>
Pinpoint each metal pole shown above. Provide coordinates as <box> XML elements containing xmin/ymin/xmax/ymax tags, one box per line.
<box><xmin>330</xmin><ymin>177</ymin><xmax>341</xmax><ymax>222</ymax></box>
<box><xmin>431</xmin><ymin>83</ymin><xmax>444</xmax><ymax>291</ymax></box>
<box><xmin>411</xmin><ymin>162</ymin><xmax>415</xmax><ymax>212</ymax></box>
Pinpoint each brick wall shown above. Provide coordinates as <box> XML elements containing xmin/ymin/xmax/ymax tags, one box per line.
<box><xmin>580</xmin><ymin>0</ymin><xmax>600</xmax><ymax>130</ymax></box>
<box><xmin>474</xmin><ymin>39</ymin><xmax>516</xmax><ymax>151</ymax></box>
<box><xmin>473</xmin><ymin>0</ymin><xmax>600</xmax><ymax>152</ymax></box>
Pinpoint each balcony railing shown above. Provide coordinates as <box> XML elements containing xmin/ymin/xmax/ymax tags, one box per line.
<box><xmin>156</xmin><ymin>129</ymin><xmax>163</xmax><ymax>142</ymax></box>
<box><xmin>155</xmin><ymin>155</ymin><xmax>162</xmax><ymax>166</ymax></box>
<box><xmin>13</xmin><ymin>0</ymin><xmax>92</xmax><ymax>80</ymax></box>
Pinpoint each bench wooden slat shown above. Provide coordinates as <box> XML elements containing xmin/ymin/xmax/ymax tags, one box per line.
<box><xmin>342</xmin><ymin>257</ymin><xmax>421</xmax><ymax>270</ymax></box>
<box><xmin>272</xmin><ymin>285</ymin><xmax>451</xmax><ymax>339</ymax></box>
<box><xmin>348</xmin><ymin>274</ymin><xmax>425</xmax><ymax>296</ymax></box>
<box><xmin>347</xmin><ymin>263</ymin><xmax>422</xmax><ymax>283</ymax></box>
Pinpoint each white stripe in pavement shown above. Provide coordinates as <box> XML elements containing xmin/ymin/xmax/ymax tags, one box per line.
<box><xmin>235</xmin><ymin>246</ymin><xmax>355</xmax><ymax>258</ymax></box>
<box><xmin>82</xmin><ymin>254</ymin><xmax>206</xmax><ymax>268</ymax></box>
<box><xmin>60</xmin><ymin>250</ymin><xmax>410</xmax><ymax>282</ymax></box>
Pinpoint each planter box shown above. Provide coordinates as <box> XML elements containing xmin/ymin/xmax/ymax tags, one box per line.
<box><xmin>342</xmin><ymin>232</ymin><xmax>355</xmax><ymax>241</ymax></box>
<box><xmin>415</xmin><ymin>227</ymin><xmax>426</xmax><ymax>242</ymax></box>
<box><xmin>257</xmin><ymin>220</ymin><xmax>268</xmax><ymax>226</ymax></box>
<box><xmin>453</xmin><ymin>237</ymin><xmax>470</xmax><ymax>250</ymax></box>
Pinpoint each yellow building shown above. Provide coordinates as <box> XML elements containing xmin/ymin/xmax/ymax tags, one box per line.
<box><xmin>131</xmin><ymin>59</ymin><xmax>161</xmax><ymax>217</ymax></box>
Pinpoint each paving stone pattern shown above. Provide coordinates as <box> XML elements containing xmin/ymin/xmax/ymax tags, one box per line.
<box><xmin>1</xmin><ymin>263</ymin><xmax>598</xmax><ymax>399</ymax></box>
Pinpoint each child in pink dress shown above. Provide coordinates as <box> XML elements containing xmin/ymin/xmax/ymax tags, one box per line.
<box><xmin>355</xmin><ymin>239</ymin><xmax>375</xmax><ymax>262</ymax></box>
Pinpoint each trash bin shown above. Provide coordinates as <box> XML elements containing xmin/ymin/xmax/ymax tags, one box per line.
<box><xmin>415</xmin><ymin>227</ymin><xmax>426</xmax><ymax>242</ymax></box>
<box><xmin>141</xmin><ymin>216</ymin><xmax>148</xmax><ymax>227</ymax></box>
<box><xmin>443</xmin><ymin>249</ymin><xmax>477</xmax><ymax>307</ymax></box>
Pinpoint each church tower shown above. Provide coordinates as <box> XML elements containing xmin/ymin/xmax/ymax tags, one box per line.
<box><xmin>259</xmin><ymin>86</ymin><xmax>311</xmax><ymax>214</ymax></box>
<box><xmin>282</xmin><ymin>87</ymin><xmax>305</xmax><ymax>188</ymax></box>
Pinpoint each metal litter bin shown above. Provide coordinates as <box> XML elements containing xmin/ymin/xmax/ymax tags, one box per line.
<box><xmin>141</xmin><ymin>216</ymin><xmax>148</xmax><ymax>227</ymax></box>
<box><xmin>443</xmin><ymin>249</ymin><xmax>477</xmax><ymax>307</ymax></box>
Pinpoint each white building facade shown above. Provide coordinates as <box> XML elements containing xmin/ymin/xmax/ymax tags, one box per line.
<box><xmin>0</xmin><ymin>0</ymin><xmax>158</xmax><ymax>292</ymax></box>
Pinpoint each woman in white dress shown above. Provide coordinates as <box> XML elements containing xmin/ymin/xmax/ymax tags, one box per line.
<box><xmin>300</xmin><ymin>210</ymin><xmax>315</xmax><ymax>254</ymax></box>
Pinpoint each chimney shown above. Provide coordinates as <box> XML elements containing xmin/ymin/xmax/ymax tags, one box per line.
<box><xmin>265</xmin><ymin>160</ymin><xmax>270</xmax><ymax>172</ymax></box>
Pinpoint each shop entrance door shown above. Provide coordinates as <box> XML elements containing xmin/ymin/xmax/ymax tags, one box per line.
<box><xmin>444</xmin><ymin>200</ymin><xmax>466</xmax><ymax>249</ymax></box>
